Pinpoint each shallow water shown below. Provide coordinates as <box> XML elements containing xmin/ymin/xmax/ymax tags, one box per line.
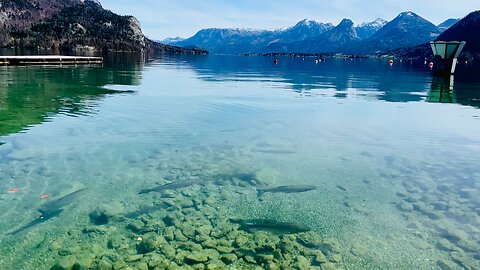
<box><xmin>0</xmin><ymin>55</ymin><xmax>479</xmax><ymax>270</ymax></box>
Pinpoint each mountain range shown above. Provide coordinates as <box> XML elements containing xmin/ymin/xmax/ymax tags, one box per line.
<box><xmin>395</xmin><ymin>10</ymin><xmax>480</xmax><ymax>60</ymax></box>
<box><xmin>0</xmin><ymin>0</ymin><xmax>207</xmax><ymax>54</ymax></box>
<box><xmin>167</xmin><ymin>12</ymin><xmax>462</xmax><ymax>55</ymax></box>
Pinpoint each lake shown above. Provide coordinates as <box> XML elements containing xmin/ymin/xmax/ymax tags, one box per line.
<box><xmin>0</xmin><ymin>55</ymin><xmax>479</xmax><ymax>270</ymax></box>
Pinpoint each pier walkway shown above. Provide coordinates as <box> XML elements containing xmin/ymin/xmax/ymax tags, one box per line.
<box><xmin>0</xmin><ymin>56</ymin><xmax>103</xmax><ymax>65</ymax></box>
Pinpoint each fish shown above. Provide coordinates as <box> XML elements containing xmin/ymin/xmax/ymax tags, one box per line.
<box><xmin>230</xmin><ymin>218</ymin><xmax>310</xmax><ymax>234</ymax></box>
<box><xmin>138</xmin><ymin>178</ymin><xmax>203</xmax><ymax>194</ymax></box>
<box><xmin>37</xmin><ymin>188</ymin><xmax>87</xmax><ymax>216</ymax></box>
<box><xmin>252</xmin><ymin>149</ymin><xmax>296</xmax><ymax>154</ymax></box>
<box><xmin>5</xmin><ymin>188</ymin><xmax>86</xmax><ymax>235</ymax></box>
<box><xmin>257</xmin><ymin>185</ymin><xmax>317</xmax><ymax>196</ymax></box>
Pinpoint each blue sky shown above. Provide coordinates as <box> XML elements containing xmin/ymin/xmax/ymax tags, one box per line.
<box><xmin>100</xmin><ymin>0</ymin><xmax>479</xmax><ymax>39</ymax></box>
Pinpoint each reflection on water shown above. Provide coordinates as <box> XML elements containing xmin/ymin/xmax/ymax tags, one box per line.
<box><xmin>0</xmin><ymin>58</ymin><xmax>142</xmax><ymax>136</ymax></box>
<box><xmin>428</xmin><ymin>76</ymin><xmax>456</xmax><ymax>104</ymax></box>
<box><xmin>176</xmin><ymin>55</ymin><xmax>480</xmax><ymax>106</ymax></box>
<box><xmin>428</xmin><ymin>75</ymin><xmax>480</xmax><ymax>108</ymax></box>
<box><xmin>0</xmin><ymin>55</ymin><xmax>479</xmax><ymax>270</ymax></box>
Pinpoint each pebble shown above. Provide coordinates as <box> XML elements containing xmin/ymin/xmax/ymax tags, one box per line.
<box><xmin>95</xmin><ymin>259</ymin><xmax>113</xmax><ymax>270</ymax></box>
<box><xmin>125</xmin><ymin>255</ymin><xmax>143</xmax><ymax>263</ymax></box>
<box><xmin>243</xmin><ymin>255</ymin><xmax>256</xmax><ymax>264</ymax></box>
<box><xmin>350</xmin><ymin>243</ymin><xmax>369</xmax><ymax>256</ymax></box>
<box><xmin>113</xmin><ymin>259</ymin><xmax>127</xmax><ymax>270</ymax></box>
<box><xmin>220</xmin><ymin>253</ymin><xmax>237</xmax><ymax>264</ymax></box>
<box><xmin>127</xmin><ymin>220</ymin><xmax>145</xmax><ymax>233</ymax></box>
<box><xmin>175</xmin><ymin>229</ymin><xmax>188</xmax><ymax>242</ymax></box>
<box><xmin>411</xmin><ymin>239</ymin><xmax>432</xmax><ymax>250</ymax></box>
<box><xmin>321</xmin><ymin>239</ymin><xmax>342</xmax><ymax>254</ymax></box>
<box><xmin>205</xmin><ymin>260</ymin><xmax>226</xmax><ymax>270</ymax></box>
<box><xmin>185</xmin><ymin>252</ymin><xmax>209</xmax><ymax>264</ymax></box>
<box><xmin>216</xmin><ymin>245</ymin><xmax>234</xmax><ymax>254</ymax></box>
<box><xmin>136</xmin><ymin>238</ymin><xmax>158</xmax><ymax>254</ymax></box>
<box><xmin>162</xmin><ymin>244</ymin><xmax>176</xmax><ymax>259</ymax></box>
<box><xmin>297</xmin><ymin>231</ymin><xmax>322</xmax><ymax>248</ymax></box>
<box><xmin>51</xmin><ymin>256</ymin><xmax>76</xmax><ymax>270</ymax></box>
<box><xmin>294</xmin><ymin>255</ymin><xmax>311</xmax><ymax>269</ymax></box>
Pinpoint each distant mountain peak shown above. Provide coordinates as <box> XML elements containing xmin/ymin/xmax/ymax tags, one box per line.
<box><xmin>297</xmin><ymin>19</ymin><xmax>314</xmax><ymax>26</ymax></box>
<box><xmin>356</xmin><ymin>11</ymin><xmax>441</xmax><ymax>53</ymax></box>
<box><xmin>338</xmin><ymin>18</ymin><xmax>354</xmax><ymax>26</ymax></box>
<box><xmin>399</xmin><ymin>11</ymin><xmax>418</xmax><ymax>18</ymax></box>
<box><xmin>291</xmin><ymin>19</ymin><xmax>332</xmax><ymax>30</ymax></box>
<box><xmin>359</xmin><ymin>18</ymin><xmax>387</xmax><ymax>28</ymax></box>
<box><xmin>160</xmin><ymin>37</ymin><xmax>185</xmax><ymax>45</ymax></box>
<box><xmin>437</xmin><ymin>18</ymin><xmax>460</xmax><ymax>31</ymax></box>
<box><xmin>356</xmin><ymin>18</ymin><xmax>387</xmax><ymax>40</ymax></box>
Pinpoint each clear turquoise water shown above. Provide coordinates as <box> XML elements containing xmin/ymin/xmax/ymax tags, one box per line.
<box><xmin>0</xmin><ymin>55</ymin><xmax>479</xmax><ymax>269</ymax></box>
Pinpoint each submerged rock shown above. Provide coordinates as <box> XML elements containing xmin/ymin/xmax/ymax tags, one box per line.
<box><xmin>94</xmin><ymin>259</ymin><xmax>113</xmax><ymax>270</ymax></box>
<box><xmin>220</xmin><ymin>253</ymin><xmax>237</xmax><ymax>264</ymax></box>
<box><xmin>137</xmin><ymin>238</ymin><xmax>159</xmax><ymax>254</ymax></box>
<box><xmin>161</xmin><ymin>244</ymin><xmax>176</xmax><ymax>259</ymax></box>
<box><xmin>297</xmin><ymin>232</ymin><xmax>322</xmax><ymax>248</ymax></box>
<box><xmin>185</xmin><ymin>252</ymin><xmax>209</xmax><ymax>264</ymax></box>
<box><xmin>205</xmin><ymin>259</ymin><xmax>226</xmax><ymax>269</ymax></box>
<box><xmin>350</xmin><ymin>243</ymin><xmax>369</xmax><ymax>256</ymax></box>
<box><xmin>51</xmin><ymin>256</ymin><xmax>76</xmax><ymax>270</ymax></box>
<box><xmin>89</xmin><ymin>209</ymin><xmax>110</xmax><ymax>225</ymax></box>
<box><xmin>127</xmin><ymin>220</ymin><xmax>145</xmax><ymax>233</ymax></box>
<box><xmin>294</xmin><ymin>255</ymin><xmax>311</xmax><ymax>269</ymax></box>
<box><xmin>411</xmin><ymin>239</ymin><xmax>432</xmax><ymax>250</ymax></box>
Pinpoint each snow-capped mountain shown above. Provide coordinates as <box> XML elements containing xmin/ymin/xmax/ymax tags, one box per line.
<box><xmin>173</xmin><ymin>19</ymin><xmax>334</xmax><ymax>54</ymax></box>
<box><xmin>355</xmin><ymin>18</ymin><xmax>387</xmax><ymax>40</ymax></box>
<box><xmin>160</xmin><ymin>37</ymin><xmax>185</xmax><ymax>45</ymax></box>
<box><xmin>351</xmin><ymin>12</ymin><xmax>442</xmax><ymax>53</ymax></box>
<box><xmin>173</xmin><ymin>12</ymin><xmax>446</xmax><ymax>55</ymax></box>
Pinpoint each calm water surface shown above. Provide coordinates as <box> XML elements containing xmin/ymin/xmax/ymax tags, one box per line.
<box><xmin>0</xmin><ymin>55</ymin><xmax>479</xmax><ymax>270</ymax></box>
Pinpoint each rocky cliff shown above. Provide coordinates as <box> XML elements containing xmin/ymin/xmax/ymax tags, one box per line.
<box><xmin>0</xmin><ymin>0</ymin><xmax>207</xmax><ymax>54</ymax></box>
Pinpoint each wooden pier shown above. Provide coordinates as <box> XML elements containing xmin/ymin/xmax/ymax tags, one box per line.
<box><xmin>0</xmin><ymin>55</ymin><xmax>103</xmax><ymax>66</ymax></box>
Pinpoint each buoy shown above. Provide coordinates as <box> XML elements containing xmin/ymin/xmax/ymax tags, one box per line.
<box><xmin>429</xmin><ymin>62</ymin><xmax>434</xmax><ymax>69</ymax></box>
<box><xmin>389</xmin><ymin>59</ymin><xmax>394</xmax><ymax>66</ymax></box>
<box><xmin>465</xmin><ymin>60</ymin><xmax>468</xmax><ymax>64</ymax></box>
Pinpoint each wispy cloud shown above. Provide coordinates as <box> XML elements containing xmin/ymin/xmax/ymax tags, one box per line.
<box><xmin>100</xmin><ymin>0</ymin><xmax>479</xmax><ymax>39</ymax></box>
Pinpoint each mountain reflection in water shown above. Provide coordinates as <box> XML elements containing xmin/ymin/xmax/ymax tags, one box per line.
<box><xmin>0</xmin><ymin>56</ymin><xmax>143</xmax><ymax>136</ymax></box>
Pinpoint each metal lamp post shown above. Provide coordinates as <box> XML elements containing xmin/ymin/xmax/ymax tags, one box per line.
<box><xmin>430</xmin><ymin>41</ymin><xmax>466</xmax><ymax>75</ymax></box>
